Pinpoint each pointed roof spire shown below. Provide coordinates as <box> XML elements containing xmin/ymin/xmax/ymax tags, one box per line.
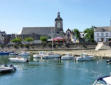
<box><xmin>55</xmin><ymin>12</ymin><xmax>62</xmax><ymax>21</ymax></box>
<box><xmin>57</xmin><ymin>12</ymin><xmax>60</xmax><ymax>17</ymax></box>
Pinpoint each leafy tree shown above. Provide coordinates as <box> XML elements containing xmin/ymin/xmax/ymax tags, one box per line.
<box><xmin>73</xmin><ymin>29</ymin><xmax>80</xmax><ymax>39</ymax></box>
<box><xmin>40</xmin><ymin>36</ymin><xmax>48</xmax><ymax>47</ymax></box>
<box><xmin>84</xmin><ymin>26</ymin><xmax>94</xmax><ymax>42</ymax></box>
<box><xmin>24</xmin><ymin>37</ymin><xmax>34</xmax><ymax>42</ymax></box>
<box><xmin>40</xmin><ymin>36</ymin><xmax>48</xmax><ymax>42</ymax></box>
<box><xmin>11</xmin><ymin>37</ymin><xmax>22</xmax><ymax>44</ymax></box>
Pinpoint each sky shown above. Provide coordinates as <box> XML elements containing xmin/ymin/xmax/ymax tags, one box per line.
<box><xmin>0</xmin><ymin>0</ymin><xmax>111</xmax><ymax>34</ymax></box>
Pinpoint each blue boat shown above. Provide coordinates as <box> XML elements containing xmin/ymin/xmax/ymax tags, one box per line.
<box><xmin>0</xmin><ymin>52</ymin><xmax>10</xmax><ymax>55</ymax></box>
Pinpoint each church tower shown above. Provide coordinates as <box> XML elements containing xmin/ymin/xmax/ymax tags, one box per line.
<box><xmin>55</xmin><ymin>12</ymin><xmax>63</xmax><ymax>33</ymax></box>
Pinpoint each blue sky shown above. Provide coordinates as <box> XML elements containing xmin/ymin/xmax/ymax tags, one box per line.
<box><xmin>0</xmin><ymin>0</ymin><xmax>111</xmax><ymax>34</ymax></box>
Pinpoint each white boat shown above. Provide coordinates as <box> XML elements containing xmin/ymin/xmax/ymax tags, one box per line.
<box><xmin>76</xmin><ymin>53</ymin><xmax>94</xmax><ymax>61</ymax></box>
<box><xmin>33</xmin><ymin>51</ymin><xmax>47</xmax><ymax>58</ymax></box>
<box><xmin>9</xmin><ymin>52</ymin><xmax>18</xmax><ymax>56</ymax></box>
<box><xmin>42</xmin><ymin>52</ymin><xmax>60</xmax><ymax>59</ymax></box>
<box><xmin>61</xmin><ymin>54</ymin><xmax>74</xmax><ymax>60</ymax></box>
<box><xmin>106</xmin><ymin>59</ymin><xmax>111</xmax><ymax>64</ymax></box>
<box><xmin>0</xmin><ymin>65</ymin><xmax>16</xmax><ymax>73</ymax></box>
<box><xmin>9</xmin><ymin>57</ymin><xmax>29</xmax><ymax>63</ymax></box>
<box><xmin>19</xmin><ymin>51</ymin><xmax>30</xmax><ymax>56</ymax></box>
<box><xmin>33</xmin><ymin>54</ymin><xmax>41</xmax><ymax>58</ymax></box>
<box><xmin>93</xmin><ymin>76</ymin><xmax>111</xmax><ymax>85</ymax></box>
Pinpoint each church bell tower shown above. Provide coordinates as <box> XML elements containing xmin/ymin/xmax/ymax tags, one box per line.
<box><xmin>55</xmin><ymin>12</ymin><xmax>63</xmax><ymax>33</ymax></box>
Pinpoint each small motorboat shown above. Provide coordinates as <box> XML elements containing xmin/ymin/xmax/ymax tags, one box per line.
<box><xmin>42</xmin><ymin>52</ymin><xmax>60</xmax><ymax>59</ymax></box>
<box><xmin>93</xmin><ymin>75</ymin><xmax>111</xmax><ymax>85</ymax></box>
<box><xmin>9</xmin><ymin>52</ymin><xmax>18</xmax><ymax>56</ymax></box>
<box><xmin>19</xmin><ymin>51</ymin><xmax>30</xmax><ymax>56</ymax></box>
<box><xmin>9</xmin><ymin>57</ymin><xmax>29</xmax><ymax>63</ymax></box>
<box><xmin>0</xmin><ymin>52</ymin><xmax>10</xmax><ymax>55</ymax></box>
<box><xmin>106</xmin><ymin>59</ymin><xmax>111</xmax><ymax>64</ymax></box>
<box><xmin>0</xmin><ymin>64</ymin><xmax>16</xmax><ymax>74</ymax></box>
<box><xmin>61</xmin><ymin>54</ymin><xmax>74</xmax><ymax>60</ymax></box>
<box><xmin>76</xmin><ymin>53</ymin><xmax>94</xmax><ymax>61</ymax></box>
<box><xmin>33</xmin><ymin>51</ymin><xmax>47</xmax><ymax>58</ymax></box>
<box><xmin>33</xmin><ymin>54</ymin><xmax>41</xmax><ymax>58</ymax></box>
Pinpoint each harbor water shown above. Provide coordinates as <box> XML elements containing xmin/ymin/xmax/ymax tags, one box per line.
<box><xmin>0</xmin><ymin>56</ymin><xmax>111</xmax><ymax>85</ymax></box>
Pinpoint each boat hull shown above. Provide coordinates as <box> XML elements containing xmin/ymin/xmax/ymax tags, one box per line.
<box><xmin>76</xmin><ymin>56</ymin><xmax>94</xmax><ymax>61</ymax></box>
<box><xmin>61</xmin><ymin>56</ymin><xmax>74</xmax><ymax>60</ymax></box>
<box><xmin>0</xmin><ymin>66</ymin><xmax>16</xmax><ymax>74</ymax></box>
<box><xmin>42</xmin><ymin>55</ymin><xmax>60</xmax><ymax>59</ymax></box>
<box><xmin>9</xmin><ymin>58</ymin><xmax>28</xmax><ymax>63</ymax></box>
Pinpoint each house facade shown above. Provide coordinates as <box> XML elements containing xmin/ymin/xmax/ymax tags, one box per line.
<box><xmin>94</xmin><ymin>26</ymin><xmax>111</xmax><ymax>42</ymax></box>
<box><xmin>0</xmin><ymin>31</ymin><xmax>7</xmax><ymax>44</ymax></box>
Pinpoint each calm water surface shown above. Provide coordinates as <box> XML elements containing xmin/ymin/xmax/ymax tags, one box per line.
<box><xmin>0</xmin><ymin>56</ymin><xmax>111</xmax><ymax>85</ymax></box>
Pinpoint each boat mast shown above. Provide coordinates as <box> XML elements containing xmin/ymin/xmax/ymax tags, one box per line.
<box><xmin>51</xmin><ymin>28</ymin><xmax>53</xmax><ymax>51</ymax></box>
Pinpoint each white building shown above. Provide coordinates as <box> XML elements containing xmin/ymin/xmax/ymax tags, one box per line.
<box><xmin>94</xmin><ymin>26</ymin><xmax>111</xmax><ymax>42</ymax></box>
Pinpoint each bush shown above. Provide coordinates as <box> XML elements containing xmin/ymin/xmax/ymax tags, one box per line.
<box><xmin>40</xmin><ymin>36</ymin><xmax>48</xmax><ymax>42</ymax></box>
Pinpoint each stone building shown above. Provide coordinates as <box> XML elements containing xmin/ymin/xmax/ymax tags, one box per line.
<box><xmin>0</xmin><ymin>31</ymin><xmax>6</xmax><ymax>44</ymax></box>
<box><xmin>20</xmin><ymin>12</ymin><xmax>64</xmax><ymax>40</ymax></box>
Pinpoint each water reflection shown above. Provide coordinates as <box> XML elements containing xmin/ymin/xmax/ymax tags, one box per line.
<box><xmin>0</xmin><ymin>56</ymin><xmax>9</xmax><ymax>64</ymax></box>
<box><xmin>0</xmin><ymin>56</ymin><xmax>111</xmax><ymax>85</ymax></box>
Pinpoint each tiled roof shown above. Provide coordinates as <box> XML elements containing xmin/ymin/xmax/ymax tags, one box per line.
<box><xmin>94</xmin><ymin>26</ymin><xmax>111</xmax><ymax>32</ymax></box>
<box><xmin>21</xmin><ymin>27</ymin><xmax>55</xmax><ymax>36</ymax></box>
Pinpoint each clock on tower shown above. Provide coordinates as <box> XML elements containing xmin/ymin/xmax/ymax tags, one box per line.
<box><xmin>57</xmin><ymin>22</ymin><xmax>61</xmax><ymax>28</ymax></box>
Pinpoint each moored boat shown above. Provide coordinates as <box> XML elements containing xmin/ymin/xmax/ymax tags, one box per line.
<box><xmin>93</xmin><ymin>75</ymin><xmax>111</xmax><ymax>85</ymax></box>
<box><xmin>0</xmin><ymin>52</ymin><xmax>10</xmax><ymax>55</ymax></box>
<box><xmin>106</xmin><ymin>59</ymin><xmax>111</xmax><ymax>64</ymax></box>
<box><xmin>19</xmin><ymin>51</ymin><xmax>30</xmax><ymax>56</ymax></box>
<box><xmin>61</xmin><ymin>54</ymin><xmax>74</xmax><ymax>60</ymax></box>
<box><xmin>0</xmin><ymin>65</ymin><xmax>16</xmax><ymax>74</ymax></box>
<box><xmin>33</xmin><ymin>54</ymin><xmax>41</xmax><ymax>59</ymax></box>
<box><xmin>9</xmin><ymin>52</ymin><xmax>18</xmax><ymax>56</ymax></box>
<box><xmin>76</xmin><ymin>53</ymin><xmax>94</xmax><ymax>61</ymax></box>
<box><xmin>9</xmin><ymin>57</ymin><xmax>29</xmax><ymax>63</ymax></box>
<box><xmin>33</xmin><ymin>51</ymin><xmax>46</xmax><ymax>58</ymax></box>
<box><xmin>42</xmin><ymin>52</ymin><xmax>60</xmax><ymax>59</ymax></box>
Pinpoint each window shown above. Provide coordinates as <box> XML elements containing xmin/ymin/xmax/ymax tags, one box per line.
<box><xmin>97</xmin><ymin>33</ymin><xmax>99</xmax><ymax>37</ymax></box>
<box><xmin>101</xmin><ymin>33</ymin><xmax>104</xmax><ymax>37</ymax></box>
<box><xmin>106</xmin><ymin>38</ymin><xmax>109</xmax><ymax>41</ymax></box>
<box><xmin>97</xmin><ymin>38</ymin><xmax>99</xmax><ymax>42</ymax></box>
<box><xmin>106</xmin><ymin>33</ymin><xmax>108</xmax><ymax>37</ymax></box>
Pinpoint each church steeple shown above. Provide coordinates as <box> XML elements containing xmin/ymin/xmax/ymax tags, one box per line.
<box><xmin>57</xmin><ymin>12</ymin><xmax>60</xmax><ymax>17</ymax></box>
<box><xmin>55</xmin><ymin>12</ymin><xmax>63</xmax><ymax>21</ymax></box>
<box><xmin>55</xmin><ymin>12</ymin><xmax>63</xmax><ymax>33</ymax></box>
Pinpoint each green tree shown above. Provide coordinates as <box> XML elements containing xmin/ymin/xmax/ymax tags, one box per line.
<box><xmin>40</xmin><ymin>36</ymin><xmax>48</xmax><ymax>47</ymax></box>
<box><xmin>24</xmin><ymin>37</ymin><xmax>34</xmax><ymax>42</ymax></box>
<box><xmin>11</xmin><ymin>37</ymin><xmax>22</xmax><ymax>44</ymax></box>
<box><xmin>40</xmin><ymin>36</ymin><xmax>48</xmax><ymax>42</ymax></box>
<box><xmin>73</xmin><ymin>28</ymin><xmax>80</xmax><ymax>39</ymax></box>
<box><xmin>84</xmin><ymin>26</ymin><xmax>94</xmax><ymax>42</ymax></box>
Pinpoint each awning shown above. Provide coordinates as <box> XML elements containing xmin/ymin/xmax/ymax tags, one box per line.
<box><xmin>52</xmin><ymin>37</ymin><xmax>64</xmax><ymax>42</ymax></box>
